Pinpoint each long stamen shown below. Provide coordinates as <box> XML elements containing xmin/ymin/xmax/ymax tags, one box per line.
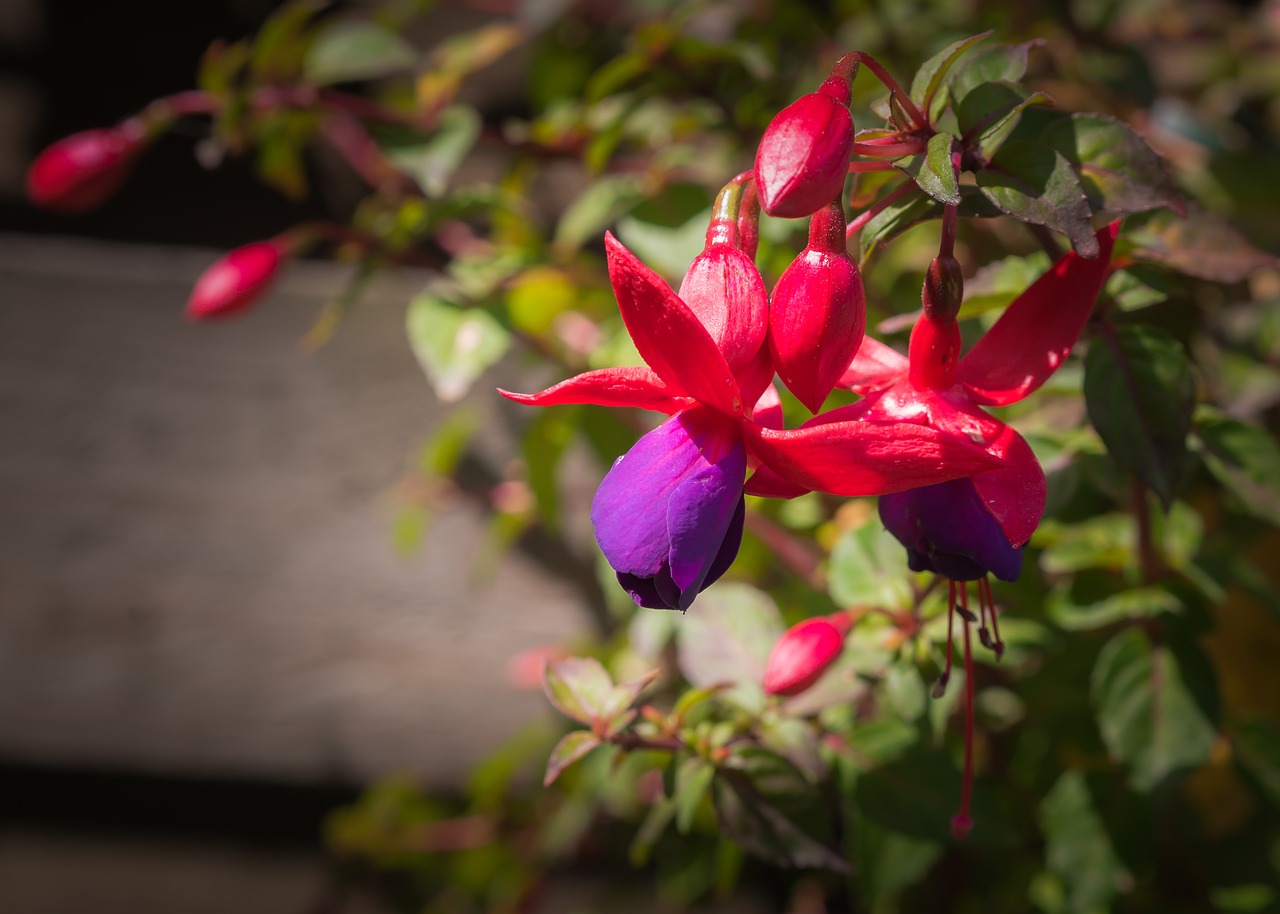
<box><xmin>932</xmin><ymin>580</ymin><xmax>957</xmax><ymax>698</ymax></box>
<box><xmin>977</xmin><ymin>575</ymin><xmax>994</xmax><ymax>651</ymax></box>
<box><xmin>952</xmin><ymin>583</ymin><xmax>975</xmax><ymax>840</ymax></box>
<box><xmin>981</xmin><ymin>576</ymin><xmax>1005</xmax><ymax>660</ymax></box>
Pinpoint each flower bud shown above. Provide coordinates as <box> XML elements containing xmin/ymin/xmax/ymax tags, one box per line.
<box><xmin>186</xmin><ymin>239</ymin><xmax>289</xmax><ymax>321</ymax></box>
<box><xmin>678</xmin><ymin>221</ymin><xmax>768</xmax><ymax>377</ymax></box>
<box><xmin>26</xmin><ymin>128</ymin><xmax>142</xmax><ymax>213</ymax></box>
<box><xmin>763</xmin><ymin>614</ymin><xmax>852</xmax><ymax>696</ymax></box>
<box><xmin>753</xmin><ymin>60</ymin><xmax>856</xmax><ymax>219</ymax></box>
<box><xmin>768</xmin><ymin>200</ymin><xmax>866</xmax><ymax>413</ymax></box>
<box><xmin>922</xmin><ymin>254</ymin><xmax>964</xmax><ymax>322</ymax></box>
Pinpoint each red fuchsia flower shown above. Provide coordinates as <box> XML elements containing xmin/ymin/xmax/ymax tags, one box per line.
<box><xmin>500</xmin><ymin>220</ymin><xmax>1002</xmax><ymax>611</ymax></box>
<box><xmin>768</xmin><ymin>200</ymin><xmax>867</xmax><ymax>413</ymax></box>
<box><xmin>187</xmin><ymin>238</ymin><xmax>292</xmax><ymax>321</ymax></box>
<box><xmin>754</xmin><ymin>55</ymin><xmax>857</xmax><ymax>219</ymax></box>
<box><xmin>763</xmin><ymin>612</ymin><xmax>853</xmax><ymax>696</ymax></box>
<box><xmin>841</xmin><ymin>222</ymin><xmax>1119</xmax><ymax>838</ymax></box>
<box><xmin>26</xmin><ymin>127</ymin><xmax>144</xmax><ymax>213</ymax></box>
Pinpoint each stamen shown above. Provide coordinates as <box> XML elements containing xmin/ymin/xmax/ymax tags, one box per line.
<box><xmin>955</xmin><ymin>581</ymin><xmax>977</xmax><ymax>623</ymax></box>
<box><xmin>981</xmin><ymin>576</ymin><xmax>1005</xmax><ymax>660</ymax></box>
<box><xmin>933</xmin><ymin>580</ymin><xmax>956</xmax><ymax>698</ymax></box>
<box><xmin>951</xmin><ymin>606</ymin><xmax>975</xmax><ymax>841</ymax></box>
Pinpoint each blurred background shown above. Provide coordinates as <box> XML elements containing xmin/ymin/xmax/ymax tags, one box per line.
<box><xmin>2</xmin><ymin>0</ymin><xmax>1279</xmax><ymax>912</ymax></box>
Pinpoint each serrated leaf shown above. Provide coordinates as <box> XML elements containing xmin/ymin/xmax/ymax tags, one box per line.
<box><xmin>1194</xmin><ymin>413</ymin><xmax>1280</xmax><ymax>527</ymax></box>
<box><xmin>828</xmin><ymin>520</ymin><xmax>913</xmax><ymax>611</ymax></box>
<box><xmin>544</xmin><ymin>730</ymin><xmax>602</xmax><ymax>786</ymax></box>
<box><xmin>542</xmin><ymin>656</ymin><xmax>616</xmax><ymax>725</ymax></box>
<box><xmin>1128</xmin><ymin>207</ymin><xmax>1277</xmax><ymax>283</ymax></box>
<box><xmin>957</xmin><ymin>82</ymin><xmax>1053</xmax><ymax>156</ymax></box>
<box><xmin>384</xmin><ymin>106</ymin><xmax>482</xmax><ymax>197</ymax></box>
<box><xmin>894</xmin><ymin>132</ymin><xmax>959</xmax><ymax>205</ymax></box>
<box><xmin>675</xmin><ymin>756</ymin><xmax>716</xmax><ymax>833</ymax></box>
<box><xmin>977</xmin><ymin>142</ymin><xmax>1098</xmax><ymax>257</ymax></box>
<box><xmin>1041</xmin><ymin>772</ymin><xmax>1128</xmax><ymax>914</ymax></box>
<box><xmin>909</xmin><ymin>31</ymin><xmax>992</xmax><ymax>122</ymax></box>
<box><xmin>1232</xmin><ymin>717</ymin><xmax>1280</xmax><ymax>808</ymax></box>
<box><xmin>304</xmin><ymin>20</ymin><xmax>417</xmax><ymax>85</ymax></box>
<box><xmin>1084</xmin><ymin>325</ymin><xmax>1196</xmax><ymax>506</ymax></box>
<box><xmin>1091</xmin><ymin>628</ymin><xmax>1220</xmax><ymax>791</ymax></box>
<box><xmin>676</xmin><ymin>583</ymin><xmax>784</xmax><ymax>713</ymax></box>
<box><xmin>405</xmin><ymin>293</ymin><xmax>510</xmax><ymax>402</ymax></box>
<box><xmin>1041</xmin><ymin>113</ymin><xmax>1182</xmax><ymax>217</ymax></box>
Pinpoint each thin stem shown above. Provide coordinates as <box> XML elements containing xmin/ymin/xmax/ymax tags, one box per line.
<box><xmin>981</xmin><ymin>576</ymin><xmax>1005</xmax><ymax>660</ymax></box>
<box><xmin>319</xmin><ymin>113</ymin><xmax>418</xmax><ymax>194</ymax></box>
<box><xmin>846</xmin><ymin>181</ymin><xmax>917</xmax><ymax>240</ymax></box>
<box><xmin>849</xmin><ymin>51</ymin><xmax>928</xmax><ymax>129</ymax></box>
<box><xmin>851</xmin><ymin>140</ymin><xmax>925</xmax><ymax>159</ymax></box>
<box><xmin>952</xmin><ymin>595</ymin><xmax>975</xmax><ymax>840</ymax></box>
<box><xmin>1131</xmin><ymin>477</ymin><xmax>1162</xmax><ymax>582</ymax></box>
<box><xmin>848</xmin><ymin>160</ymin><xmax>898</xmax><ymax>173</ymax></box>
<box><xmin>1027</xmin><ymin>223</ymin><xmax>1065</xmax><ymax>260</ymax></box>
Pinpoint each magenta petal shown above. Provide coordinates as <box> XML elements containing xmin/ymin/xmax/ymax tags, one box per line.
<box><xmin>591</xmin><ymin>407</ymin><xmax>746</xmax><ymax>610</ymax></box>
<box><xmin>838</xmin><ymin>336</ymin><xmax>908</xmax><ymax>394</ymax></box>
<box><xmin>960</xmin><ymin>222</ymin><xmax>1118</xmax><ymax>406</ymax></box>
<box><xmin>742</xmin><ymin>418</ymin><xmax>1005</xmax><ymax>497</ymax></box>
<box><xmin>605</xmin><ymin>233</ymin><xmax>743</xmax><ymax>416</ymax></box>
<box><xmin>499</xmin><ymin>367</ymin><xmax>687</xmax><ymax>413</ymax></box>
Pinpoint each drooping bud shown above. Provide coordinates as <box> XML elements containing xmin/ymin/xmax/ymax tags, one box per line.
<box><xmin>753</xmin><ymin>56</ymin><xmax>858</xmax><ymax>219</ymax></box>
<box><xmin>678</xmin><ymin>178</ymin><xmax>768</xmax><ymax>375</ymax></box>
<box><xmin>922</xmin><ymin>254</ymin><xmax>964</xmax><ymax>322</ymax></box>
<box><xmin>763</xmin><ymin>613</ymin><xmax>853</xmax><ymax>696</ymax></box>
<box><xmin>26</xmin><ymin>128</ymin><xmax>143</xmax><ymax>213</ymax></box>
<box><xmin>768</xmin><ymin>200</ymin><xmax>866</xmax><ymax>413</ymax></box>
<box><xmin>186</xmin><ymin>238</ymin><xmax>291</xmax><ymax>321</ymax></box>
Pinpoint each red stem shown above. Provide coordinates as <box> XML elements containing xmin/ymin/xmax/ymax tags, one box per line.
<box><xmin>848</xmin><ymin>160</ymin><xmax>898</xmax><ymax>173</ymax></box>
<box><xmin>848</xmin><ymin>51</ymin><xmax>928</xmax><ymax>130</ymax></box>
<box><xmin>846</xmin><ymin>181</ymin><xmax>917</xmax><ymax>240</ymax></box>
<box><xmin>953</xmin><ymin>585</ymin><xmax>975</xmax><ymax>840</ymax></box>
<box><xmin>851</xmin><ymin>140</ymin><xmax>926</xmax><ymax>159</ymax></box>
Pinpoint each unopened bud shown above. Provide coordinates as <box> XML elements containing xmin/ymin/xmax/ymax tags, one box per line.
<box><xmin>26</xmin><ymin>128</ymin><xmax>143</xmax><ymax>213</ymax></box>
<box><xmin>763</xmin><ymin>613</ymin><xmax>852</xmax><ymax>696</ymax></box>
<box><xmin>186</xmin><ymin>239</ymin><xmax>291</xmax><ymax>321</ymax></box>
<box><xmin>768</xmin><ymin>200</ymin><xmax>866</xmax><ymax>413</ymax></box>
<box><xmin>922</xmin><ymin>254</ymin><xmax>964</xmax><ymax>322</ymax></box>
<box><xmin>753</xmin><ymin>60</ymin><xmax>857</xmax><ymax>219</ymax></box>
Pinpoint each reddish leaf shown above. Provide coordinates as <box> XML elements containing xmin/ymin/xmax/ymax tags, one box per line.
<box><xmin>544</xmin><ymin>731</ymin><xmax>602</xmax><ymax>786</ymax></box>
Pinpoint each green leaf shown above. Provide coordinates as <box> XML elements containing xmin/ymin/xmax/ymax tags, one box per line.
<box><xmin>405</xmin><ymin>293</ymin><xmax>511</xmax><ymax>402</ymax></box>
<box><xmin>977</xmin><ymin>142</ymin><xmax>1098</xmax><ymax>257</ymax></box>
<box><xmin>1083</xmin><ymin>325</ymin><xmax>1196</xmax><ymax>506</ymax></box>
<box><xmin>950</xmin><ymin>40</ymin><xmax>1039</xmax><ymax>100</ymax></box>
<box><xmin>1231</xmin><ymin>716</ymin><xmax>1280</xmax><ymax>808</ymax></box>
<box><xmin>250</xmin><ymin>0</ymin><xmax>323</xmax><ymax>82</ymax></box>
<box><xmin>827</xmin><ymin>519</ymin><xmax>914</xmax><ymax>611</ymax></box>
<box><xmin>1091</xmin><ymin>628</ymin><xmax>1220</xmax><ymax>791</ymax></box>
<box><xmin>959</xmin><ymin>251</ymin><xmax>1052</xmax><ymax>319</ymax></box>
<box><xmin>909</xmin><ymin>31</ymin><xmax>992</xmax><ymax>122</ymax></box>
<box><xmin>542</xmin><ymin>656</ymin><xmax>615</xmax><ymax>725</ymax></box>
<box><xmin>676</xmin><ymin>583</ymin><xmax>784</xmax><ymax>713</ymax></box>
<box><xmin>674</xmin><ymin>756</ymin><xmax>716</xmax><ymax>833</ymax></box>
<box><xmin>894</xmin><ymin>132</ymin><xmax>960</xmax><ymax>205</ymax></box>
<box><xmin>614</xmin><ymin>209</ymin><xmax>711</xmax><ymax>284</ymax></box>
<box><xmin>304</xmin><ymin>20</ymin><xmax>417</xmax><ymax>85</ymax></box>
<box><xmin>1046</xmin><ymin>582</ymin><xmax>1182</xmax><ymax>631</ymax></box>
<box><xmin>384</xmin><ymin>106</ymin><xmax>482</xmax><ymax>197</ymax></box>
<box><xmin>1193</xmin><ymin>412</ymin><xmax>1280</xmax><ymax>527</ymax></box>
<box><xmin>1106</xmin><ymin>264</ymin><xmax>1175</xmax><ymax>312</ymax></box>
<box><xmin>553</xmin><ymin>174</ymin><xmax>646</xmax><ymax>252</ymax></box>
<box><xmin>714</xmin><ymin>769</ymin><xmax>849</xmax><ymax>872</ymax></box>
<box><xmin>544</xmin><ymin>730</ymin><xmax>602</xmax><ymax>786</ymax></box>
<box><xmin>1040</xmin><ymin>772</ymin><xmax>1128</xmax><ymax>914</ymax></box>
<box><xmin>1127</xmin><ymin>207</ymin><xmax>1277</xmax><ymax>284</ymax></box>
<box><xmin>1041</xmin><ymin>113</ymin><xmax>1182</xmax><ymax>217</ymax></box>
<box><xmin>957</xmin><ymin>82</ymin><xmax>1053</xmax><ymax>156</ymax></box>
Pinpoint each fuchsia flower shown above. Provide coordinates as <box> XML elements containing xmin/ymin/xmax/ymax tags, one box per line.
<box><xmin>763</xmin><ymin>613</ymin><xmax>852</xmax><ymax>696</ymax></box>
<box><xmin>501</xmin><ymin>220</ymin><xmax>1002</xmax><ymax>611</ymax></box>
<box><xmin>187</xmin><ymin>239</ymin><xmax>291</xmax><ymax>321</ymax></box>
<box><xmin>26</xmin><ymin>128</ymin><xmax>143</xmax><ymax>213</ymax></box>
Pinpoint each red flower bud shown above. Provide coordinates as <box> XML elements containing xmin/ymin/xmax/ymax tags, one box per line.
<box><xmin>186</xmin><ymin>240</ymin><xmax>289</xmax><ymax>321</ymax></box>
<box><xmin>678</xmin><ymin>221</ymin><xmax>768</xmax><ymax>376</ymax></box>
<box><xmin>26</xmin><ymin>128</ymin><xmax>142</xmax><ymax>213</ymax></box>
<box><xmin>768</xmin><ymin>200</ymin><xmax>866</xmax><ymax>413</ymax></box>
<box><xmin>922</xmin><ymin>254</ymin><xmax>964</xmax><ymax>322</ymax></box>
<box><xmin>763</xmin><ymin>614</ymin><xmax>852</xmax><ymax>696</ymax></box>
<box><xmin>754</xmin><ymin>66</ymin><xmax>856</xmax><ymax>219</ymax></box>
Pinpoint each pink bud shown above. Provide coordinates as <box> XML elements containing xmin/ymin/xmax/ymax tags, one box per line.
<box><xmin>186</xmin><ymin>240</ymin><xmax>289</xmax><ymax>321</ymax></box>
<box><xmin>678</xmin><ymin>223</ymin><xmax>768</xmax><ymax>376</ymax></box>
<box><xmin>768</xmin><ymin>201</ymin><xmax>866</xmax><ymax>413</ymax></box>
<box><xmin>763</xmin><ymin>614</ymin><xmax>851</xmax><ymax>696</ymax></box>
<box><xmin>754</xmin><ymin>69</ymin><xmax>855</xmax><ymax>219</ymax></box>
<box><xmin>26</xmin><ymin>128</ymin><xmax>142</xmax><ymax>213</ymax></box>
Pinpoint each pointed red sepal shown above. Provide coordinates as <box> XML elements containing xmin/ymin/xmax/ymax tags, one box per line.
<box><xmin>605</xmin><ymin>232</ymin><xmax>744</xmax><ymax>417</ymax></box>
<box><xmin>960</xmin><ymin>222</ymin><xmax>1119</xmax><ymax>406</ymax></box>
<box><xmin>741</xmin><ymin>415</ymin><xmax>1005</xmax><ymax>498</ymax></box>
<box><xmin>970</xmin><ymin>425</ymin><xmax>1047</xmax><ymax>548</ymax></box>
<box><xmin>498</xmin><ymin>367</ymin><xmax>688</xmax><ymax>413</ymax></box>
<box><xmin>744</xmin><ymin>464</ymin><xmax>812</xmax><ymax>499</ymax></box>
<box><xmin>838</xmin><ymin>337</ymin><xmax>908</xmax><ymax>394</ymax></box>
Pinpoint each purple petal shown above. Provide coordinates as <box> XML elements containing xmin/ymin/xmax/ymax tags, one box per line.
<box><xmin>880</xmin><ymin>479</ymin><xmax>1022</xmax><ymax>583</ymax></box>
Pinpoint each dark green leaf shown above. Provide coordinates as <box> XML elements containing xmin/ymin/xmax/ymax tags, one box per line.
<box><xmin>544</xmin><ymin>731</ymin><xmax>602</xmax><ymax>786</ymax></box>
<box><xmin>629</xmin><ymin>794</ymin><xmax>677</xmax><ymax>867</ymax></box>
<box><xmin>1232</xmin><ymin>717</ymin><xmax>1280</xmax><ymax>808</ymax></box>
<box><xmin>1041</xmin><ymin>113</ymin><xmax>1182</xmax><ymax>217</ymax></box>
<box><xmin>1041</xmin><ymin>772</ymin><xmax>1129</xmax><ymax>914</ymax></box>
<box><xmin>950</xmin><ymin>40</ymin><xmax>1040</xmax><ymax>100</ymax></box>
<box><xmin>304</xmin><ymin>20</ymin><xmax>417</xmax><ymax>85</ymax></box>
<box><xmin>1091</xmin><ymin>628</ymin><xmax>1220</xmax><ymax>790</ymax></box>
<box><xmin>1194</xmin><ymin>412</ymin><xmax>1280</xmax><ymax>527</ymax></box>
<box><xmin>977</xmin><ymin>142</ymin><xmax>1098</xmax><ymax>257</ymax></box>
<box><xmin>957</xmin><ymin>82</ymin><xmax>1053</xmax><ymax>156</ymax></box>
<box><xmin>1106</xmin><ymin>264</ymin><xmax>1176</xmax><ymax>312</ymax></box>
<box><xmin>909</xmin><ymin>31</ymin><xmax>992</xmax><ymax>122</ymax></box>
<box><xmin>714</xmin><ymin>770</ymin><xmax>848</xmax><ymax>872</ymax></box>
<box><xmin>674</xmin><ymin>756</ymin><xmax>716</xmax><ymax>833</ymax></box>
<box><xmin>1083</xmin><ymin>325</ymin><xmax>1196</xmax><ymax>506</ymax></box>
<box><xmin>676</xmin><ymin>583</ymin><xmax>783</xmax><ymax>713</ymax></box>
<box><xmin>405</xmin><ymin>292</ymin><xmax>511</xmax><ymax>402</ymax></box>
<box><xmin>1128</xmin><ymin>207</ymin><xmax>1277</xmax><ymax>283</ymax></box>
<box><xmin>894</xmin><ymin>132</ymin><xmax>960</xmax><ymax>205</ymax></box>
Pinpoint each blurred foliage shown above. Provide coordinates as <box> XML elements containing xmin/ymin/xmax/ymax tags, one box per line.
<box><xmin>100</xmin><ymin>0</ymin><xmax>1280</xmax><ymax>909</ymax></box>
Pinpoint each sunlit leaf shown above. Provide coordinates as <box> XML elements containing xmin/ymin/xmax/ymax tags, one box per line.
<box><xmin>305</xmin><ymin>20</ymin><xmax>417</xmax><ymax>85</ymax></box>
<box><xmin>827</xmin><ymin>520</ymin><xmax>913</xmax><ymax>611</ymax></box>
<box><xmin>894</xmin><ymin>132</ymin><xmax>960</xmax><ymax>205</ymax></box>
<box><xmin>405</xmin><ymin>292</ymin><xmax>511</xmax><ymax>402</ymax></box>
<box><xmin>544</xmin><ymin>730</ymin><xmax>602</xmax><ymax>786</ymax></box>
<box><xmin>677</xmin><ymin>583</ymin><xmax>784</xmax><ymax>713</ymax></box>
<box><xmin>1041</xmin><ymin>772</ymin><xmax>1129</xmax><ymax>914</ymax></box>
<box><xmin>977</xmin><ymin>142</ymin><xmax>1098</xmax><ymax>257</ymax></box>
<box><xmin>1041</xmin><ymin>113</ymin><xmax>1182</xmax><ymax>217</ymax></box>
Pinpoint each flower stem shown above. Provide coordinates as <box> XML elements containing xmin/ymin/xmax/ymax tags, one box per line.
<box><xmin>847</xmin><ymin>51</ymin><xmax>928</xmax><ymax>130</ymax></box>
<box><xmin>845</xmin><ymin>181</ymin><xmax>917</xmax><ymax>240</ymax></box>
<box><xmin>952</xmin><ymin>597</ymin><xmax>975</xmax><ymax>841</ymax></box>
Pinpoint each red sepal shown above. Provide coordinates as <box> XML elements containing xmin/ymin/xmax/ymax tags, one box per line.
<box><xmin>499</xmin><ymin>367</ymin><xmax>688</xmax><ymax>413</ymax></box>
